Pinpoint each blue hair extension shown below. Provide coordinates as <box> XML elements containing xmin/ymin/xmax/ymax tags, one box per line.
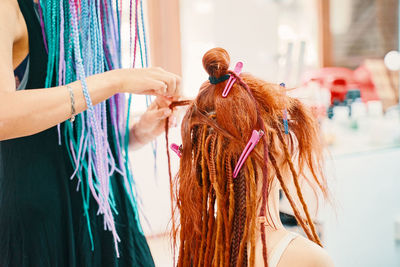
<box><xmin>39</xmin><ymin>0</ymin><xmax>150</xmax><ymax>256</ymax></box>
<box><xmin>280</xmin><ymin>82</ymin><xmax>289</xmax><ymax>134</ymax></box>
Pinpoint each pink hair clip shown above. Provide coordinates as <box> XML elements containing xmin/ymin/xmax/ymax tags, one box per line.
<box><xmin>170</xmin><ymin>143</ymin><xmax>182</xmax><ymax>158</ymax></box>
<box><xmin>222</xmin><ymin>61</ymin><xmax>244</xmax><ymax>98</ymax></box>
<box><xmin>233</xmin><ymin>129</ymin><xmax>264</xmax><ymax>178</ymax></box>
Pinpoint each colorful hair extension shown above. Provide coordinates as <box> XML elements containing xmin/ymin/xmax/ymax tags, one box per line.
<box><xmin>39</xmin><ymin>0</ymin><xmax>150</xmax><ymax>256</ymax></box>
<box><xmin>166</xmin><ymin>48</ymin><xmax>328</xmax><ymax>266</ymax></box>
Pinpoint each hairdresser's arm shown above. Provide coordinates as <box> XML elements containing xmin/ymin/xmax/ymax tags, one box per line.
<box><xmin>0</xmin><ymin>1</ymin><xmax>179</xmax><ymax>141</ymax></box>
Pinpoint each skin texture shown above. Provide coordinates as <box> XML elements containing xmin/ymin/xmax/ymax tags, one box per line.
<box><xmin>0</xmin><ymin>0</ymin><xmax>181</xmax><ymax>146</ymax></box>
<box><xmin>254</xmin><ymin>180</ymin><xmax>334</xmax><ymax>267</ymax></box>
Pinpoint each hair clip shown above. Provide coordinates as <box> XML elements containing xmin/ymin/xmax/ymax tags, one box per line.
<box><xmin>280</xmin><ymin>83</ymin><xmax>289</xmax><ymax>134</ymax></box>
<box><xmin>233</xmin><ymin>129</ymin><xmax>264</xmax><ymax>178</ymax></box>
<box><xmin>222</xmin><ymin>61</ymin><xmax>244</xmax><ymax>98</ymax></box>
<box><xmin>170</xmin><ymin>143</ymin><xmax>182</xmax><ymax>158</ymax></box>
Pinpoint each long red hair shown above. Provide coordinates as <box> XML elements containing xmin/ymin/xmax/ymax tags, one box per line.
<box><xmin>166</xmin><ymin>48</ymin><xmax>327</xmax><ymax>267</ymax></box>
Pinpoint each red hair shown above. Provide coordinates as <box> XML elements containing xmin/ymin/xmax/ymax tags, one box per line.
<box><xmin>166</xmin><ymin>47</ymin><xmax>327</xmax><ymax>267</ymax></box>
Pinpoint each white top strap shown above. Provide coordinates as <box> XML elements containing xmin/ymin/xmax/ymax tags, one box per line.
<box><xmin>269</xmin><ymin>232</ymin><xmax>298</xmax><ymax>267</ymax></box>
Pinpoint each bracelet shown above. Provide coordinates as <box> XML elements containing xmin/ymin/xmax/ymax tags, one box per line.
<box><xmin>67</xmin><ymin>85</ymin><xmax>76</xmax><ymax>122</ymax></box>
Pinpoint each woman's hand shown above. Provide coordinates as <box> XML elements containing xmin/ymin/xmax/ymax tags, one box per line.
<box><xmin>129</xmin><ymin>97</ymin><xmax>178</xmax><ymax>150</ymax></box>
<box><xmin>114</xmin><ymin>67</ymin><xmax>181</xmax><ymax>99</ymax></box>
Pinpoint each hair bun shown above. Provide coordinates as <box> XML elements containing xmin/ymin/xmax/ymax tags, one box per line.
<box><xmin>202</xmin><ymin>47</ymin><xmax>230</xmax><ymax>78</ymax></box>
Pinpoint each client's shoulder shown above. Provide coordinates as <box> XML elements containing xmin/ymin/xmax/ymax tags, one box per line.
<box><xmin>281</xmin><ymin>234</ymin><xmax>334</xmax><ymax>267</ymax></box>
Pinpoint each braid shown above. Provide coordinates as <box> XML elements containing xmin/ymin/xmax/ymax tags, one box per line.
<box><xmin>259</xmin><ymin>138</ymin><xmax>270</xmax><ymax>267</ymax></box>
<box><xmin>247</xmin><ymin>160</ymin><xmax>258</xmax><ymax>267</ymax></box>
<box><xmin>230</xmin><ymin>169</ymin><xmax>247</xmax><ymax>267</ymax></box>
<box><xmin>269</xmin><ymin>153</ymin><xmax>314</xmax><ymax>241</ymax></box>
<box><xmin>207</xmin><ymin>134</ymin><xmax>224</xmax><ymax>266</ymax></box>
<box><xmin>165</xmin><ymin>117</ymin><xmax>177</xmax><ymax>257</ymax></box>
<box><xmin>275</xmin><ymin>129</ymin><xmax>322</xmax><ymax>246</ymax></box>
<box><xmin>204</xmin><ymin>190</ymin><xmax>216</xmax><ymax>266</ymax></box>
<box><xmin>236</xmin><ymin>164</ymin><xmax>252</xmax><ymax>267</ymax></box>
<box><xmin>225</xmin><ymin>153</ymin><xmax>235</xmax><ymax>267</ymax></box>
<box><xmin>216</xmin><ymin>137</ymin><xmax>230</xmax><ymax>254</ymax></box>
<box><xmin>203</xmin><ymin>130</ymin><xmax>215</xmax><ymax>265</ymax></box>
<box><xmin>182</xmin><ymin>238</ymin><xmax>191</xmax><ymax>267</ymax></box>
<box><xmin>198</xmin><ymin>136</ymin><xmax>209</xmax><ymax>266</ymax></box>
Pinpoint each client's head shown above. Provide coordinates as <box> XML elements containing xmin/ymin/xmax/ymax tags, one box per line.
<box><xmin>166</xmin><ymin>47</ymin><xmax>327</xmax><ymax>267</ymax></box>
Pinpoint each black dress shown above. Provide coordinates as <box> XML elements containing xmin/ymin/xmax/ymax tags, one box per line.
<box><xmin>0</xmin><ymin>1</ymin><xmax>155</xmax><ymax>266</ymax></box>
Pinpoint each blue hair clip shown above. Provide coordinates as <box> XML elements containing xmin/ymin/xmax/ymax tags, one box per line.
<box><xmin>280</xmin><ymin>83</ymin><xmax>289</xmax><ymax>135</ymax></box>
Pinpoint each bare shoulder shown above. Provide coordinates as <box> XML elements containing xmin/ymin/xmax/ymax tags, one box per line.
<box><xmin>280</xmin><ymin>234</ymin><xmax>334</xmax><ymax>267</ymax></box>
<box><xmin>0</xmin><ymin>0</ymin><xmax>20</xmax><ymax>35</ymax></box>
<box><xmin>0</xmin><ymin>0</ymin><xmax>19</xmax><ymax>17</ymax></box>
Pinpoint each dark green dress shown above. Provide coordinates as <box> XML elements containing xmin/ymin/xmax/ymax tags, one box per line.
<box><xmin>0</xmin><ymin>1</ymin><xmax>155</xmax><ymax>266</ymax></box>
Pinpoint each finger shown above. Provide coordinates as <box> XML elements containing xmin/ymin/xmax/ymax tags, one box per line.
<box><xmin>164</xmin><ymin>72</ymin><xmax>181</xmax><ymax>98</ymax></box>
<box><xmin>162</xmin><ymin>73</ymin><xmax>177</xmax><ymax>97</ymax></box>
<box><xmin>153</xmin><ymin>95</ymin><xmax>171</xmax><ymax>108</ymax></box>
<box><xmin>144</xmin><ymin>79</ymin><xmax>167</xmax><ymax>96</ymax></box>
<box><xmin>151</xmin><ymin>69</ymin><xmax>178</xmax><ymax>97</ymax></box>
<box><xmin>172</xmin><ymin>73</ymin><xmax>182</xmax><ymax>99</ymax></box>
<box><xmin>146</xmin><ymin>99</ymin><xmax>159</xmax><ymax>111</ymax></box>
<box><xmin>152</xmin><ymin>108</ymin><xmax>172</xmax><ymax>120</ymax></box>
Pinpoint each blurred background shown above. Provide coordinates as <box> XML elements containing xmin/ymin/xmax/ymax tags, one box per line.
<box><xmin>125</xmin><ymin>0</ymin><xmax>400</xmax><ymax>266</ymax></box>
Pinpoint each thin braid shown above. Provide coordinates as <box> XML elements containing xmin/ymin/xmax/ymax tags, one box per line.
<box><xmin>202</xmin><ymin>127</ymin><xmax>214</xmax><ymax>265</ymax></box>
<box><xmin>183</xmin><ymin>238</ymin><xmax>191</xmax><ymax>267</ymax></box>
<box><xmin>269</xmin><ymin>153</ymin><xmax>314</xmax><ymax>241</ymax></box>
<box><xmin>196</xmin><ymin>126</ymin><xmax>208</xmax><ymax>267</ymax></box>
<box><xmin>205</xmin><ymin>190</ymin><xmax>216</xmax><ymax>266</ymax></box>
<box><xmin>165</xmin><ymin>117</ymin><xmax>178</xmax><ymax>263</ymax></box>
<box><xmin>203</xmin><ymin>133</ymin><xmax>216</xmax><ymax>266</ymax></box>
<box><xmin>193</xmin><ymin>242</ymin><xmax>199</xmax><ymax>267</ymax></box>
<box><xmin>209</xmin><ymin>218</ymin><xmax>218</xmax><ymax>266</ymax></box>
<box><xmin>275</xmin><ymin>129</ymin><xmax>322</xmax><ymax>246</ymax></box>
<box><xmin>214</xmin><ymin>143</ymin><xmax>230</xmax><ymax>267</ymax></box>
<box><xmin>207</xmin><ymin>134</ymin><xmax>223</xmax><ymax>266</ymax></box>
<box><xmin>247</xmin><ymin>160</ymin><xmax>258</xmax><ymax>267</ymax></box>
<box><xmin>198</xmin><ymin>139</ymin><xmax>209</xmax><ymax>267</ymax></box>
<box><xmin>231</xmin><ymin>170</ymin><xmax>247</xmax><ymax>267</ymax></box>
<box><xmin>216</xmin><ymin>137</ymin><xmax>230</xmax><ymax>245</ymax></box>
<box><xmin>211</xmin><ymin>135</ymin><xmax>223</xmax><ymax>267</ymax></box>
<box><xmin>259</xmin><ymin>137</ymin><xmax>269</xmax><ymax>267</ymax></box>
<box><xmin>229</xmin><ymin>171</ymin><xmax>241</xmax><ymax>267</ymax></box>
<box><xmin>236</xmin><ymin>163</ymin><xmax>253</xmax><ymax>267</ymax></box>
<box><xmin>225</xmin><ymin>153</ymin><xmax>235</xmax><ymax>267</ymax></box>
<box><xmin>235</xmin><ymin>172</ymin><xmax>246</xmax><ymax>267</ymax></box>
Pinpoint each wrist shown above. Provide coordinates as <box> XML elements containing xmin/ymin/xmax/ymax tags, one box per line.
<box><xmin>130</xmin><ymin>123</ymin><xmax>147</xmax><ymax>147</ymax></box>
<box><xmin>106</xmin><ymin>69</ymin><xmax>124</xmax><ymax>94</ymax></box>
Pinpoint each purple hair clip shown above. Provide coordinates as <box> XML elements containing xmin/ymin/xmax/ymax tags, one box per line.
<box><xmin>233</xmin><ymin>129</ymin><xmax>264</xmax><ymax>178</ymax></box>
<box><xmin>280</xmin><ymin>83</ymin><xmax>289</xmax><ymax>134</ymax></box>
<box><xmin>222</xmin><ymin>61</ymin><xmax>244</xmax><ymax>98</ymax></box>
<box><xmin>170</xmin><ymin>143</ymin><xmax>182</xmax><ymax>158</ymax></box>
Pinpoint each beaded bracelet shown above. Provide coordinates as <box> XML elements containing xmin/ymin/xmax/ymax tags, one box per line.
<box><xmin>67</xmin><ymin>85</ymin><xmax>76</xmax><ymax>122</ymax></box>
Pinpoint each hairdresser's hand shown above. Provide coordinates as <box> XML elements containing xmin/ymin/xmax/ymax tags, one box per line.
<box><xmin>114</xmin><ymin>67</ymin><xmax>181</xmax><ymax>99</ymax></box>
<box><xmin>129</xmin><ymin>97</ymin><xmax>178</xmax><ymax>150</ymax></box>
